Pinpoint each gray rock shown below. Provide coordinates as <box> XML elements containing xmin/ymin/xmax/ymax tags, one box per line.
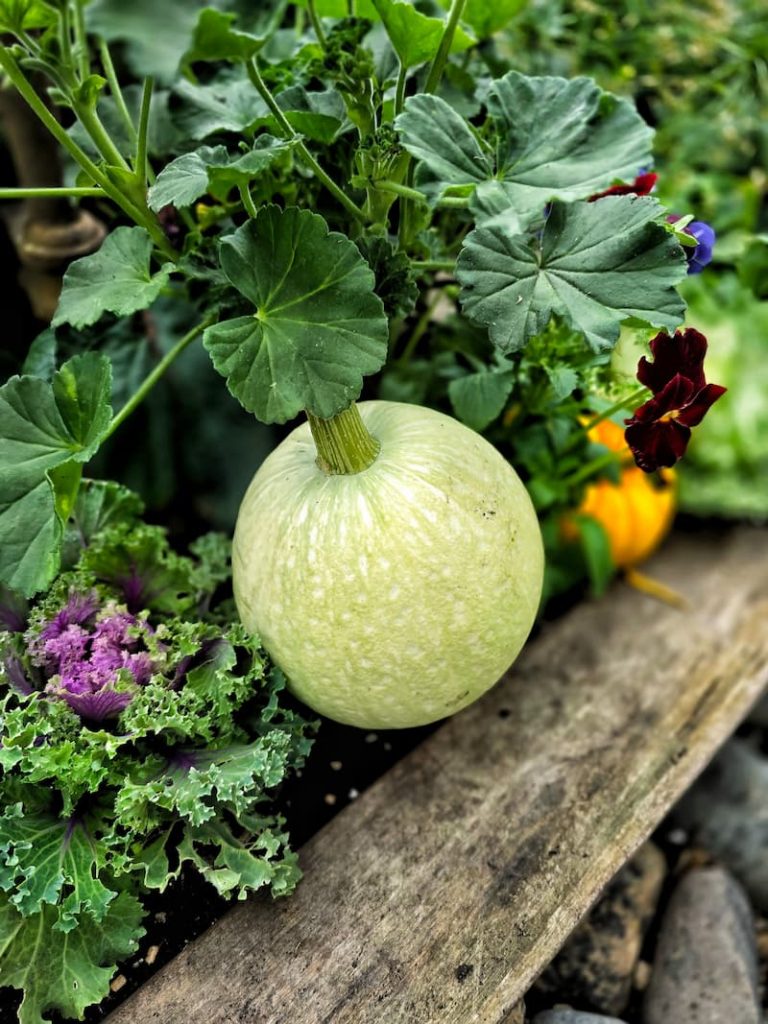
<box><xmin>533</xmin><ymin>1011</ymin><xmax>627</xmax><ymax>1024</ymax></box>
<box><xmin>672</xmin><ymin>739</ymin><xmax>768</xmax><ymax>910</ymax></box>
<box><xmin>643</xmin><ymin>866</ymin><xmax>760</xmax><ymax>1024</ymax></box>
<box><xmin>534</xmin><ymin>843</ymin><xmax>666</xmax><ymax>1015</ymax></box>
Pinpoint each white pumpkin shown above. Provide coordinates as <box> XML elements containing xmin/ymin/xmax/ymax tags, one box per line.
<box><xmin>233</xmin><ymin>401</ymin><xmax>543</xmax><ymax>728</ymax></box>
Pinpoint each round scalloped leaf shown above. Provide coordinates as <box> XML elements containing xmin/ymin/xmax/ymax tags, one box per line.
<box><xmin>0</xmin><ymin>353</ymin><xmax>112</xmax><ymax>596</ymax></box>
<box><xmin>457</xmin><ymin>197</ymin><xmax>687</xmax><ymax>354</ymax></box>
<box><xmin>204</xmin><ymin>207</ymin><xmax>389</xmax><ymax>424</ymax></box>
<box><xmin>488</xmin><ymin>72</ymin><xmax>654</xmax><ymax>214</ymax></box>
<box><xmin>395</xmin><ymin>93</ymin><xmax>493</xmax><ymax>202</ymax></box>
<box><xmin>395</xmin><ymin>72</ymin><xmax>653</xmax><ymax>214</ymax></box>
<box><xmin>52</xmin><ymin>227</ymin><xmax>173</xmax><ymax>329</ymax></box>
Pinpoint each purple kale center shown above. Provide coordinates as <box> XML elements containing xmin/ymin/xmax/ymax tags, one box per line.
<box><xmin>31</xmin><ymin>592</ymin><xmax>157</xmax><ymax>721</ymax></box>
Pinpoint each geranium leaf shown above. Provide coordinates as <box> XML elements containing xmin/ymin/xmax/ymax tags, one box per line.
<box><xmin>86</xmin><ymin>0</ymin><xmax>205</xmax><ymax>82</ymax></box>
<box><xmin>0</xmin><ymin>0</ymin><xmax>56</xmax><ymax>32</ymax></box>
<box><xmin>0</xmin><ymin>354</ymin><xmax>112</xmax><ymax>596</ymax></box>
<box><xmin>148</xmin><ymin>145</ymin><xmax>228</xmax><ymax>211</ymax></box>
<box><xmin>395</xmin><ymin>93</ymin><xmax>493</xmax><ymax>201</ymax></box>
<box><xmin>0</xmin><ymin>892</ymin><xmax>144</xmax><ymax>1024</ymax></box>
<box><xmin>252</xmin><ymin>85</ymin><xmax>346</xmax><ymax>144</ymax></box>
<box><xmin>52</xmin><ymin>227</ymin><xmax>173</xmax><ymax>329</ymax></box>
<box><xmin>457</xmin><ymin>197</ymin><xmax>687</xmax><ymax>353</ymax></box>
<box><xmin>21</xmin><ymin>330</ymin><xmax>57</xmax><ymax>380</ymax></box>
<box><xmin>148</xmin><ymin>138</ymin><xmax>296</xmax><ymax>211</ymax></box>
<box><xmin>183</xmin><ymin>8</ymin><xmax>266</xmax><ymax>65</ymax></box>
<box><xmin>438</xmin><ymin>0</ymin><xmax>527</xmax><ymax>38</ymax></box>
<box><xmin>173</xmin><ymin>75</ymin><xmax>266</xmax><ymax>139</ymax></box>
<box><xmin>487</xmin><ymin>72</ymin><xmax>654</xmax><ymax>216</ymax></box>
<box><xmin>372</xmin><ymin>0</ymin><xmax>474</xmax><ymax>69</ymax></box>
<box><xmin>174</xmin><ymin>73</ymin><xmax>345</xmax><ymax>145</ymax></box>
<box><xmin>448</xmin><ymin>371</ymin><xmax>515</xmax><ymax>432</ymax></box>
<box><xmin>203</xmin><ymin>206</ymin><xmax>388</xmax><ymax>423</ymax></box>
<box><xmin>205</xmin><ymin>135</ymin><xmax>298</xmax><ymax>193</ymax></box>
<box><xmin>294</xmin><ymin>0</ymin><xmax>392</xmax><ymax>18</ymax></box>
<box><xmin>396</xmin><ymin>73</ymin><xmax>653</xmax><ymax>214</ymax></box>
<box><xmin>356</xmin><ymin>236</ymin><xmax>418</xmax><ymax>319</ymax></box>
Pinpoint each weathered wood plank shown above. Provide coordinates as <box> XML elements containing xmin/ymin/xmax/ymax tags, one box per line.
<box><xmin>108</xmin><ymin>528</ymin><xmax>768</xmax><ymax>1024</ymax></box>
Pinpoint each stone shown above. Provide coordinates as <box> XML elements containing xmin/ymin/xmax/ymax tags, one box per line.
<box><xmin>533</xmin><ymin>1010</ymin><xmax>627</xmax><ymax>1024</ymax></box>
<box><xmin>672</xmin><ymin>738</ymin><xmax>768</xmax><ymax>910</ymax></box>
<box><xmin>643</xmin><ymin>866</ymin><xmax>760</xmax><ymax>1024</ymax></box>
<box><xmin>534</xmin><ymin>842</ymin><xmax>666</xmax><ymax>1014</ymax></box>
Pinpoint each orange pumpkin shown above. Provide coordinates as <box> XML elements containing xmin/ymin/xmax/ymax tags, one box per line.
<box><xmin>572</xmin><ymin>419</ymin><xmax>677</xmax><ymax>569</ymax></box>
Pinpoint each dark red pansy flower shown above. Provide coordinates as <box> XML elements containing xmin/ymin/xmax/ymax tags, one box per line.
<box><xmin>588</xmin><ymin>172</ymin><xmax>658</xmax><ymax>202</ymax></box>
<box><xmin>637</xmin><ymin>327</ymin><xmax>708</xmax><ymax>394</ymax></box>
<box><xmin>624</xmin><ymin>329</ymin><xmax>726</xmax><ymax>472</ymax></box>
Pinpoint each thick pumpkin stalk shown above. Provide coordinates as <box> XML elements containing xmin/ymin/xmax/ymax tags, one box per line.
<box><xmin>307</xmin><ymin>403</ymin><xmax>381</xmax><ymax>476</ymax></box>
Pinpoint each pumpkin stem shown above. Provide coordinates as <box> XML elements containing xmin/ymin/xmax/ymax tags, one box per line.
<box><xmin>625</xmin><ymin>568</ymin><xmax>689</xmax><ymax>610</ymax></box>
<box><xmin>307</xmin><ymin>403</ymin><xmax>381</xmax><ymax>476</ymax></box>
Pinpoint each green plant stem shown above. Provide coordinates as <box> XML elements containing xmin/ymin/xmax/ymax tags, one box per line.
<box><xmin>135</xmin><ymin>77</ymin><xmax>153</xmax><ymax>183</ymax></box>
<box><xmin>398</xmin><ymin>0</ymin><xmax>468</xmax><ymax>247</ymax></box>
<box><xmin>246</xmin><ymin>58</ymin><xmax>366</xmax><ymax>225</ymax></box>
<box><xmin>437</xmin><ymin>195</ymin><xmax>470</xmax><ymax>209</ymax></box>
<box><xmin>398</xmin><ymin>291</ymin><xmax>444</xmax><ymax>364</ymax></box>
<box><xmin>0</xmin><ymin>186</ymin><xmax>105</xmax><ymax>199</ymax></box>
<box><xmin>307</xmin><ymin>0</ymin><xmax>327</xmax><ymax>49</ymax></box>
<box><xmin>239</xmin><ymin>183</ymin><xmax>259</xmax><ymax>219</ymax></box>
<box><xmin>0</xmin><ymin>50</ymin><xmax>176</xmax><ymax>260</ymax></box>
<box><xmin>77</xmin><ymin>103</ymin><xmax>131</xmax><ymax>171</ymax></box>
<box><xmin>103</xmin><ymin>319</ymin><xmax>212</xmax><ymax>441</ymax></box>
<box><xmin>307</xmin><ymin>404</ymin><xmax>381</xmax><ymax>475</ymax></box>
<box><xmin>99</xmin><ymin>39</ymin><xmax>137</xmax><ymax>150</ymax></box>
<box><xmin>59</xmin><ymin>3</ymin><xmax>75</xmax><ymax>77</ymax></box>
<box><xmin>583</xmin><ymin>388</ymin><xmax>648</xmax><ymax>432</ymax></box>
<box><xmin>394</xmin><ymin>62</ymin><xmax>407</xmax><ymax>116</ymax></box>
<box><xmin>565</xmin><ymin>448</ymin><xmax>630</xmax><ymax>487</ymax></box>
<box><xmin>373</xmin><ymin>179</ymin><xmax>425</xmax><ymax>203</ymax></box>
<box><xmin>424</xmin><ymin>0</ymin><xmax>468</xmax><ymax>94</ymax></box>
<box><xmin>72</xmin><ymin>0</ymin><xmax>90</xmax><ymax>81</ymax></box>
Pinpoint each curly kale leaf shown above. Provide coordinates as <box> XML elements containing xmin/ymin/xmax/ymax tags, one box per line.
<box><xmin>0</xmin><ymin>891</ymin><xmax>144</xmax><ymax>1024</ymax></box>
<box><xmin>0</xmin><ymin>484</ymin><xmax>316</xmax><ymax>1020</ymax></box>
<box><xmin>0</xmin><ymin>804</ymin><xmax>117</xmax><ymax>927</ymax></box>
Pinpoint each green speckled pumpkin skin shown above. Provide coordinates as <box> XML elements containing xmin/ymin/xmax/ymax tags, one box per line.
<box><xmin>233</xmin><ymin>401</ymin><xmax>544</xmax><ymax>728</ymax></box>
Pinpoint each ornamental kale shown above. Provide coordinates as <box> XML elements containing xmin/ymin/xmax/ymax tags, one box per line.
<box><xmin>33</xmin><ymin>595</ymin><xmax>156</xmax><ymax>720</ymax></box>
<box><xmin>0</xmin><ymin>483</ymin><xmax>315</xmax><ymax>1023</ymax></box>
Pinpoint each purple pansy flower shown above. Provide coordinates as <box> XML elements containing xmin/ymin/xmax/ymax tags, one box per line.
<box><xmin>666</xmin><ymin>215</ymin><xmax>716</xmax><ymax>274</ymax></box>
<box><xmin>31</xmin><ymin>592</ymin><xmax>158</xmax><ymax>721</ymax></box>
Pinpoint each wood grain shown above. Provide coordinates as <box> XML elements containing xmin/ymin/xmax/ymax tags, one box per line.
<box><xmin>108</xmin><ymin>528</ymin><xmax>768</xmax><ymax>1024</ymax></box>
